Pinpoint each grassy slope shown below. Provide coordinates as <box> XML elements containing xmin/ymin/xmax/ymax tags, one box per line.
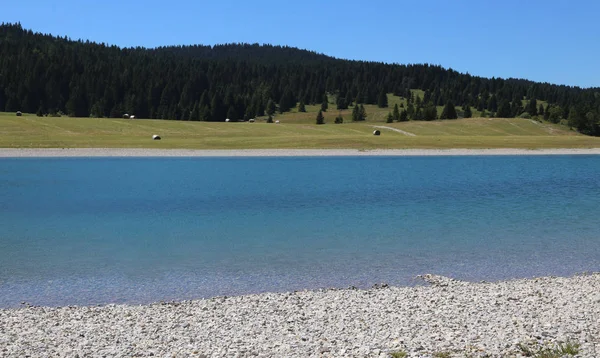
<box><xmin>1</xmin><ymin>94</ymin><xmax>598</xmax><ymax>149</ymax></box>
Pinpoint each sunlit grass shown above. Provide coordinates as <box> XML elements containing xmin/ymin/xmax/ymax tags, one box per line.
<box><xmin>1</xmin><ymin>110</ymin><xmax>598</xmax><ymax>149</ymax></box>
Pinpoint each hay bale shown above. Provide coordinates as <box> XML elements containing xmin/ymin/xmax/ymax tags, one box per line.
<box><xmin>123</xmin><ymin>113</ymin><xmax>129</xmax><ymax>119</ymax></box>
<box><xmin>225</xmin><ymin>118</ymin><xmax>231</xmax><ymax>122</ymax></box>
<box><xmin>248</xmin><ymin>118</ymin><xmax>255</xmax><ymax>123</ymax></box>
<box><xmin>373</xmin><ymin>130</ymin><xmax>381</xmax><ymax>136</ymax></box>
<box><xmin>16</xmin><ymin>111</ymin><xmax>22</xmax><ymax>116</ymax></box>
<box><xmin>152</xmin><ymin>134</ymin><xmax>161</xmax><ymax>140</ymax></box>
<box><xmin>275</xmin><ymin>120</ymin><xmax>280</xmax><ymax>124</ymax></box>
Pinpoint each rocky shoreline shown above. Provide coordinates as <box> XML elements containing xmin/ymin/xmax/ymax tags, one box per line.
<box><xmin>1</xmin><ymin>274</ymin><xmax>599</xmax><ymax>357</ymax></box>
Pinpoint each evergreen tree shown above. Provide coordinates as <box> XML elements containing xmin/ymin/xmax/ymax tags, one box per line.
<box><xmin>487</xmin><ymin>94</ymin><xmax>498</xmax><ymax>112</ymax></box>
<box><xmin>266</xmin><ymin>99</ymin><xmax>276</xmax><ymax>116</ymax></box>
<box><xmin>226</xmin><ymin>106</ymin><xmax>237</xmax><ymax>121</ymax></box>
<box><xmin>511</xmin><ymin>96</ymin><xmax>524</xmax><ymax>117</ymax></box>
<box><xmin>527</xmin><ymin>98</ymin><xmax>538</xmax><ymax>116</ymax></box>
<box><xmin>298</xmin><ymin>101</ymin><xmax>306</xmax><ymax>112</ymax></box>
<box><xmin>267</xmin><ymin>114</ymin><xmax>274</xmax><ymax>123</ymax></box>
<box><xmin>334</xmin><ymin>114</ymin><xmax>344</xmax><ymax>124</ymax></box>
<box><xmin>377</xmin><ymin>91</ymin><xmax>388</xmax><ymax>108</ymax></box>
<box><xmin>538</xmin><ymin>104</ymin><xmax>545</xmax><ymax>117</ymax></box>
<box><xmin>463</xmin><ymin>104</ymin><xmax>472</xmax><ymax>118</ymax></box>
<box><xmin>422</xmin><ymin>103</ymin><xmax>437</xmax><ymax>121</ymax></box>
<box><xmin>359</xmin><ymin>104</ymin><xmax>367</xmax><ymax>121</ymax></box>
<box><xmin>399</xmin><ymin>109</ymin><xmax>408</xmax><ymax>122</ymax></box>
<box><xmin>352</xmin><ymin>105</ymin><xmax>359</xmax><ymax>121</ymax></box>
<box><xmin>392</xmin><ymin>103</ymin><xmax>400</xmax><ymax>121</ymax></box>
<box><xmin>210</xmin><ymin>94</ymin><xmax>225</xmax><ymax>121</ymax></box>
<box><xmin>386</xmin><ymin>112</ymin><xmax>393</xmax><ymax>123</ymax></box>
<box><xmin>316</xmin><ymin>110</ymin><xmax>325</xmax><ymax>124</ymax></box>
<box><xmin>413</xmin><ymin>107</ymin><xmax>423</xmax><ymax>120</ymax></box>
<box><xmin>336</xmin><ymin>96</ymin><xmax>347</xmax><ymax>110</ymax></box>
<box><xmin>407</xmin><ymin>103</ymin><xmax>415</xmax><ymax>119</ymax></box>
<box><xmin>321</xmin><ymin>94</ymin><xmax>328</xmax><ymax>112</ymax></box>
<box><xmin>440</xmin><ymin>101</ymin><xmax>458</xmax><ymax>119</ymax></box>
<box><xmin>497</xmin><ymin>100</ymin><xmax>512</xmax><ymax>118</ymax></box>
<box><xmin>544</xmin><ymin>105</ymin><xmax>551</xmax><ymax>121</ymax></box>
<box><xmin>278</xmin><ymin>87</ymin><xmax>294</xmax><ymax>113</ymax></box>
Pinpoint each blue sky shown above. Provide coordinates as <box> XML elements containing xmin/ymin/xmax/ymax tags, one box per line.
<box><xmin>3</xmin><ymin>0</ymin><xmax>599</xmax><ymax>88</ymax></box>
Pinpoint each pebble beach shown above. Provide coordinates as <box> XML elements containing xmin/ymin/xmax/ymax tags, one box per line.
<box><xmin>1</xmin><ymin>274</ymin><xmax>599</xmax><ymax>357</ymax></box>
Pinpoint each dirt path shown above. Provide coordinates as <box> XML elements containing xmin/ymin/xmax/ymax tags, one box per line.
<box><xmin>372</xmin><ymin>125</ymin><xmax>416</xmax><ymax>136</ymax></box>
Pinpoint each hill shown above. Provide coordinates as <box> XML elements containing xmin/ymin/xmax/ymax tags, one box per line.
<box><xmin>0</xmin><ymin>22</ymin><xmax>599</xmax><ymax>136</ymax></box>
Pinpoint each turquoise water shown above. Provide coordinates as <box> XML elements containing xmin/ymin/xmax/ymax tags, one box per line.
<box><xmin>1</xmin><ymin>156</ymin><xmax>599</xmax><ymax>307</ymax></box>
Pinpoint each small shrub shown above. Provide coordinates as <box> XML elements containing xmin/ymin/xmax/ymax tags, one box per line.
<box><xmin>433</xmin><ymin>352</ymin><xmax>451</xmax><ymax>358</ymax></box>
<box><xmin>557</xmin><ymin>341</ymin><xmax>580</xmax><ymax>355</ymax></box>
<box><xmin>517</xmin><ymin>342</ymin><xmax>535</xmax><ymax>356</ymax></box>
<box><xmin>517</xmin><ymin>340</ymin><xmax>580</xmax><ymax>358</ymax></box>
<box><xmin>389</xmin><ymin>351</ymin><xmax>407</xmax><ymax>358</ymax></box>
<box><xmin>519</xmin><ymin>112</ymin><xmax>532</xmax><ymax>119</ymax></box>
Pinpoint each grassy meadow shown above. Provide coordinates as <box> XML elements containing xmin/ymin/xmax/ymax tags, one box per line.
<box><xmin>1</xmin><ymin>93</ymin><xmax>598</xmax><ymax>149</ymax></box>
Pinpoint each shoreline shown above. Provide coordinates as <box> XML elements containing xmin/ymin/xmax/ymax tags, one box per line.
<box><xmin>2</xmin><ymin>147</ymin><xmax>600</xmax><ymax>157</ymax></box>
<box><xmin>1</xmin><ymin>273</ymin><xmax>599</xmax><ymax>357</ymax></box>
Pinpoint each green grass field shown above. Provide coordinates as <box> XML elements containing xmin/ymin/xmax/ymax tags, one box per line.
<box><xmin>2</xmin><ymin>103</ymin><xmax>599</xmax><ymax>149</ymax></box>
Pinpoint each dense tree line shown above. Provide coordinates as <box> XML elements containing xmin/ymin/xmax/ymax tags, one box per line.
<box><xmin>1</xmin><ymin>23</ymin><xmax>599</xmax><ymax>135</ymax></box>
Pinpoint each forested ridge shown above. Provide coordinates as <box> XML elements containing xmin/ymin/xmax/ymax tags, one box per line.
<box><xmin>1</xmin><ymin>23</ymin><xmax>600</xmax><ymax>135</ymax></box>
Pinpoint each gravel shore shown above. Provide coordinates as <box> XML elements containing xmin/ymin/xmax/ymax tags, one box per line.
<box><xmin>1</xmin><ymin>274</ymin><xmax>599</xmax><ymax>357</ymax></box>
<box><xmin>2</xmin><ymin>147</ymin><xmax>600</xmax><ymax>157</ymax></box>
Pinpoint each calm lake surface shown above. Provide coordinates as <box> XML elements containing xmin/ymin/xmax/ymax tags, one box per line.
<box><xmin>1</xmin><ymin>156</ymin><xmax>599</xmax><ymax>307</ymax></box>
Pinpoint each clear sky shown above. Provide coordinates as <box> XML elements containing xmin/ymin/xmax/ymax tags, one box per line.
<box><xmin>3</xmin><ymin>0</ymin><xmax>599</xmax><ymax>88</ymax></box>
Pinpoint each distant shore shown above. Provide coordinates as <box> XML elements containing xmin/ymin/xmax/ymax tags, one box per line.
<box><xmin>1</xmin><ymin>274</ymin><xmax>599</xmax><ymax>357</ymax></box>
<box><xmin>2</xmin><ymin>147</ymin><xmax>600</xmax><ymax>157</ymax></box>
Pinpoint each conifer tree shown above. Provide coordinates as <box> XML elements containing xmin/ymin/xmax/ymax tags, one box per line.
<box><xmin>377</xmin><ymin>91</ymin><xmax>388</xmax><ymax>108</ymax></box>
<box><xmin>407</xmin><ymin>103</ymin><xmax>415</xmax><ymax>119</ymax></box>
<box><xmin>399</xmin><ymin>109</ymin><xmax>408</xmax><ymax>122</ymax></box>
<box><xmin>497</xmin><ymin>100</ymin><xmax>512</xmax><ymax>118</ymax></box>
<box><xmin>316</xmin><ymin>110</ymin><xmax>325</xmax><ymax>124</ymax></box>
<box><xmin>352</xmin><ymin>105</ymin><xmax>360</xmax><ymax>121</ymax></box>
<box><xmin>440</xmin><ymin>101</ymin><xmax>457</xmax><ymax>119</ymax></box>
<box><xmin>359</xmin><ymin>104</ymin><xmax>367</xmax><ymax>121</ymax></box>
<box><xmin>336</xmin><ymin>96</ymin><xmax>347</xmax><ymax>110</ymax></box>
<box><xmin>422</xmin><ymin>103</ymin><xmax>437</xmax><ymax>120</ymax></box>
<box><xmin>538</xmin><ymin>104</ymin><xmax>545</xmax><ymax>117</ymax></box>
<box><xmin>386</xmin><ymin>112</ymin><xmax>393</xmax><ymax>123</ymax></box>
<box><xmin>487</xmin><ymin>94</ymin><xmax>498</xmax><ymax>112</ymax></box>
<box><xmin>392</xmin><ymin>103</ymin><xmax>400</xmax><ymax>121</ymax></box>
<box><xmin>511</xmin><ymin>95</ymin><xmax>524</xmax><ymax>117</ymax></box>
<box><xmin>321</xmin><ymin>94</ymin><xmax>328</xmax><ymax>112</ymax></box>
<box><xmin>463</xmin><ymin>104</ymin><xmax>472</xmax><ymax>118</ymax></box>
<box><xmin>266</xmin><ymin>99</ymin><xmax>276</xmax><ymax>116</ymax></box>
<box><xmin>226</xmin><ymin>106</ymin><xmax>237</xmax><ymax>121</ymax></box>
<box><xmin>298</xmin><ymin>101</ymin><xmax>306</xmax><ymax>112</ymax></box>
<box><xmin>414</xmin><ymin>107</ymin><xmax>423</xmax><ymax>120</ymax></box>
<box><xmin>527</xmin><ymin>98</ymin><xmax>538</xmax><ymax>116</ymax></box>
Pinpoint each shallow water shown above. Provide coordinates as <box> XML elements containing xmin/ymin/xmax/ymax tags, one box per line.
<box><xmin>1</xmin><ymin>156</ymin><xmax>599</xmax><ymax>307</ymax></box>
